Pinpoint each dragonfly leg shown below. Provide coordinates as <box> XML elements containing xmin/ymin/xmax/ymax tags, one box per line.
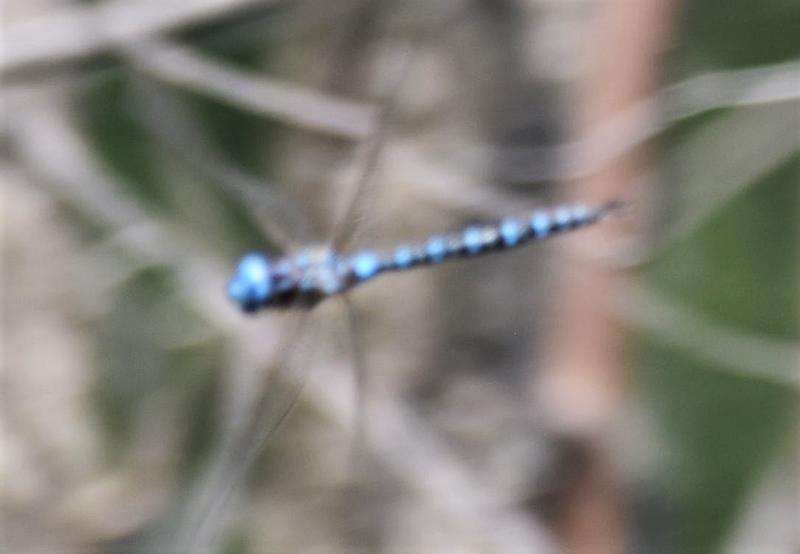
<box><xmin>340</xmin><ymin>294</ymin><xmax>383</xmax><ymax>551</ymax></box>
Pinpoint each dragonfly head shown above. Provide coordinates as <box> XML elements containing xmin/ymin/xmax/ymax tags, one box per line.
<box><xmin>227</xmin><ymin>253</ymin><xmax>272</xmax><ymax>313</ymax></box>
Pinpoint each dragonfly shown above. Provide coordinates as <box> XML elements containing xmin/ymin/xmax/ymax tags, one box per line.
<box><xmin>130</xmin><ymin>36</ymin><xmax>625</xmax><ymax>553</ymax></box>
<box><xmin>226</xmin><ymin>200</ymin><xmax>624</xmax><ymax>313</ymax></box>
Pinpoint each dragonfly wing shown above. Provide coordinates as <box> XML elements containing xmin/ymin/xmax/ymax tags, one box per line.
<box><xmin>128</xmin><ymin>72</ymin><xmax>316</xmax><ymax>251</ymax></box>
<box><xmin>329</xmin><ymin>42</ymin><xmax>421</xmax><ymax>252</ymax></box>
<box><xmin>166</xmin><ymin>310</ymin><xmax>318</xmax><ymax>552</ymax></box>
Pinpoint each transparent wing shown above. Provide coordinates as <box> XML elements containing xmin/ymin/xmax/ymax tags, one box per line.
<box><xmin>128</xmin><ymin>71</ymin><xmax>316</xmax><ymax>252</ymax></box>
<box><xmin>126</xmin><ymin>57</ymin><xmax>328</xmax><ymax>552</ymax></box>
<box><xmin>168</xmin><ymin>310</ymin><xmax>318</xmax><ymax>552</ymax></box>
<box><xmin>328</xmin><ymin>40</ymin><xmax>421</xmax><ymax>252</ymax></box>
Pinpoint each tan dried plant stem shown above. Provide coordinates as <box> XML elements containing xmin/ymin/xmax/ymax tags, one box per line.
<box><xmin>533</xmin><ymin>1</ymin><xmax>680</xmax><ymax>553</ymax></box>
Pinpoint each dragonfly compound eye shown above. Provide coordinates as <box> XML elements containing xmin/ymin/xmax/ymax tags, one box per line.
<box><xmin>227</xmin><ymin>253</ymin><xmax>272</xmax><ymax>312</ymax></box>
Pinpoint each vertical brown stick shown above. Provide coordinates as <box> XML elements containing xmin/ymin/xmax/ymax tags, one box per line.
<box><xmin>534</xmin><ymin>1</ymin><xmax>679</xmax><ymax>552</ymax></box>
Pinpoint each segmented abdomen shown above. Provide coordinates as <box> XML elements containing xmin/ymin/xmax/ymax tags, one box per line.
<box><xmin>374</xmin><ymin>200</ymin><xmax>623</xmax><ymax>274</ymax></box>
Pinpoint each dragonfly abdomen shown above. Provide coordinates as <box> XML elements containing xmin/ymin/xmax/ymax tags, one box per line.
<box><xmin>382</xmin><ymin>200</ymin><xmax>622</xmax><ymax>270</ymax></box>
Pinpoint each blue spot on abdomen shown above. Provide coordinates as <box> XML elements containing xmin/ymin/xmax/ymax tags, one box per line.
<box><xmin>530</xmin><ymin>212</ymin><xmax>551</xmax><ymax>238</ymax></box>
<box><xmin>499</xmin><ymin>218</ymin><xmax>523</xmax><ymax>246</ymax></box>
<box><xmin>351</xmin><ymin>251</ymin><xmax>382</xmax><ymax>281</ymax></box>
<box><xmin>426</xmin><ymin>236</ymin><xmax>447</xmax><ymax>262</ymax></box>
<box><xmin>463</xmin><ymin>227</ymin><xmax>483</xmax><ymax>255</ymax></box>
<box><xmin>393</xmin><ymin>246</ymin><xmax>414</xmax><ymax>268</ymax></box>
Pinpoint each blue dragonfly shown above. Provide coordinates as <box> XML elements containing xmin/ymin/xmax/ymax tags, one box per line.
<box><xmin>226</xmin><ymin>200</ymin><xmax>624</xmax><ymax>313</ymax></box>
<box><xmin>132</xmin><ymin>53</ymin><xmax>624</xmax><ymax>551</ymax></box>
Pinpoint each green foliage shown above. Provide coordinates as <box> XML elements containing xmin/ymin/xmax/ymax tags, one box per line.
<box><xmin>27</xmin><ymin>2</ymin><xmax>798</xmax><ymax>551</ymax></box>
<box><xmin>675</xmin><ymin>0</ymin><xmax>800</xmax><ymax>70</ymax></box>
<box><xmin>82</xmin><ymin>73</ymin><xmax>170</xmax><ymax>208</ymax></box>
<box><xmin>634</xmin><ymin>4</ymin><xmax>800</xmax><ymax>552</ymax></box>
<box><xmin>649</xmin><ymin>155</ymin><xmax>799</xmax><ymax>339</ymax></box>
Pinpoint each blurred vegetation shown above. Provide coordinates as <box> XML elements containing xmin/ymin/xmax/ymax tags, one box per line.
<box><xmin>632</xmin><ymin>1</ymin><xmax>799</xmax><ymax>551</ymax></box>
<box><xmin>3</xmin><ymin>1</ymin><xmax>798</xmax><ymax>553</ymax></box>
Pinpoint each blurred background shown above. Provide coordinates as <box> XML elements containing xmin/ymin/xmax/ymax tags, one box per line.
<box><xmin>2</xmin><ymin>1</ymin><xmax>798</xmax><ymax>553</ymax></box>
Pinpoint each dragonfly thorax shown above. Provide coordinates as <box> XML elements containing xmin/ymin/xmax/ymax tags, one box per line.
<box><xmin>227</xmin><ymin>246</ymin><xmax>384</xmax><ymax>312</ymax></box>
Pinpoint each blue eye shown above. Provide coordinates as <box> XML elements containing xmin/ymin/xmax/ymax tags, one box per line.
<box><xmin>227</xmin><ymin>253</ymin><xmax>272</xmax><ymax>310</ymax></box>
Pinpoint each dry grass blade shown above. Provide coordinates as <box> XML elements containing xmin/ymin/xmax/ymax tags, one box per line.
<box><xmin>496</xmin><ymin>61</ymin><xmax>800</xmax><ymax>185</ymax></box>
<box><xmin>2</xmin><ymin>0</ymin><xmax>282</xmax><ymax>76</ymax></box>
<box><xmin>5</xmin><ymin>86</ymin><xmax>240</xmax><ymax>325</ymax></box>
<box><xmin>616</xmin><ymin>280</ymin><xmax>800</xmax><ymax>389</ymax></box>
<box><xmin>665</xmin><ymin>104</ymin><xmax>800</xmax><ymax>245</ymax></box>
<box><xmin>126</xmin><ymin>38</ymin><xmax>377</xmax><ymax>140</ymax></box>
